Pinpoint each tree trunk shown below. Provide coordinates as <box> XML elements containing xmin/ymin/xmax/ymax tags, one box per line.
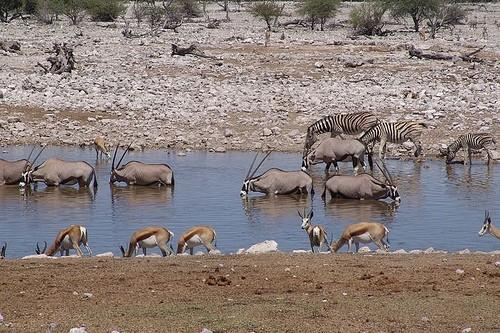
<box><xmin>411</xmin><ymin>13</ymin><xmax>419</xmax><ymax>32</ymax></box>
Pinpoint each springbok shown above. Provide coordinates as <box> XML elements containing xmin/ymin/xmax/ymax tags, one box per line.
<box><xmin>240</xmin><ymin>152</ymin><xmax>314</xmax><ymax>197</ymax></box>
<box><xmin>479</xmin><ymin>211</ymin><xmax>500</xmax><ymax>239</ymax></box>
<box><xmin>0</xmin><ymin>243</ymin><xmax>6</xmax><ymax>259</ymax></box>
<box><xmin>299</xmin><ymin>209</ymin><xmax>330</xmax><ymax>253</ymax></box>
<box><xmin>35</xmin><ymin>225</ymin><xmax>92</xmax><ymax>257</ymax></box>
<box><xmin>94</xmin><ymin>136</ymin><xmax>111</xmax><ymax>159</ymax></box>
<box><xmin>120</xmin><ymin>226</ymin><xmax>174</xmax><ymax>257</ymax></box>
<box><xmin>0</xmin><ymin>146</ymin><xmax>39</xmax><ymax>186</ymax></box>
<box><xmin>321</xmin><ymin>162</ymin><xmax>400</xmax><ymax>202</ymax></box>
<box><xmin>177</xmin><ymin>226</ymin><xmax>217</xmax><ymax>255</ymax></box>
<box><xmin>110</xmin><ymin>144</ymin><xmax>174</xmax><ymax>186</ymax></box>
<box><xmin>301</xmin><ymin>137</ymin><xmax>370</xmax><ymax>173</ymax></box>
<box><xmin>330</xmin><ymin>222</ymin><xmax>390</xmax><ymax>253</ymax></box>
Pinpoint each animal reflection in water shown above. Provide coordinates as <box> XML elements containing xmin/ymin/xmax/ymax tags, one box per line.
<box><xmin>21</xmin><ymin>186</ymin><xmax>96</xmax><ymax>207</ymax></box>
<box><xmin>110</xmin><ymin>185</ymin><xmax>173</xmax><ymax>206</ymax></box>
<box><xmin>242</xmin><ymin>195</ymin><xmax>310</xmax><ymax>221</ymax></box>
<box><xmin>110</xmin><ymin>143</ymin><xmax>174</xmax><ymax>186</ymax></box>
<box><xmin>240</xmin><ymin>152</ymin><xmax>314</xmax><ymax>197</ymax></box>
<box><xmin>324</xmin><ymin>199</ymin><xmax>398</xmax><ymax>221</ymax></box>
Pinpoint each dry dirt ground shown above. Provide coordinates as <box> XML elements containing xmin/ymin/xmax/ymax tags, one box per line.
<box><xmin>0</xmin><ymin>253</ymin><xmax>499</xmax><ymax>333</ymax></box>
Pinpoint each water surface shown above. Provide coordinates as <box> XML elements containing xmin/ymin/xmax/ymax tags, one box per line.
<box><xmin>0</xmin><ymin>146</ymin><xmax>498</xmax><ymax>258</ymax></box>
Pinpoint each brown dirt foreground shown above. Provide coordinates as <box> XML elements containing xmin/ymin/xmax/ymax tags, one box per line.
<box><xmin>0</xmin><ymin>254</ymin><xmax>499</xmax><ymax>333</ymax></box>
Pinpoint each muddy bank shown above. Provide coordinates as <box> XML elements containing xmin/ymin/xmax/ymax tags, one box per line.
<box><xmin>0</xmin><ymin>253</ymin><xmax>499</xmax><ymax>332</ymax></box>
<box><xmin>0</xmin><ymin>3</ymin><xmax>499</xmax><ymax>157</ymax></box>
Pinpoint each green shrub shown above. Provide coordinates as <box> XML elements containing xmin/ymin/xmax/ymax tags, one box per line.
<box><xmin>250</xmin><ymin>0</ymin><xmax>282</xmax><ymax>31</ymax></box>
<box><xmin>173</xmin><ymin>0</ymin><xmax>201</xmax><ymax>18</ymax></box>
<box><xmin>384</xmin><ymin>0</ymin><xmax>438</xmax><ymax>32</ymax></box>
<box><xmin>35</xmin><ymin>0</ymin><xmax>63</xmax><ymax>24</ymax></box>
<box><xmin>0</xmin><ymin>0</ymin><xmax>23</xmax><ymax>22</ymax></box>
<box><xmin>61</xmin><ymin>0</ymin><xmax>86</xmax><ymax>24</ymax></box>
<box><xmin>23</xmin><ymin>0</ymin><xmax>38</xmax><ymax>15</ymax></box>
<box><xmin>425</xmin><ymin>1</ymin><xmax>466</xmax><ymax>38</ymax></box>
<box><xmin>297</xmin><ymin>0</ymin><xmax>341</xmax><ymax>31</ymax></box>
<box><xmin>350</xmin><ymin>1</ymin><xmax>387</xmax><ymax>36</ymax></box>
<box><xmin>86</xmin><ymin>0</ymin><xmax>125</xmax><ymax>22</ymax></box>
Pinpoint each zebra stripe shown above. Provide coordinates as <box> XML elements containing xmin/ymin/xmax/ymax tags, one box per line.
<box><xmin>304</xmin><ymin>112</ymin><xmax>379</xmax><ymax>154</ymax></box>
<box><xmin>359</xmin><ymin>121</ymin><xmax>428</xmax><ymax>158</ymax></box>
<box><xmin>446</xmin><ymin>133</ymin><xmax>496</xmax><ymax>164</ymax></box>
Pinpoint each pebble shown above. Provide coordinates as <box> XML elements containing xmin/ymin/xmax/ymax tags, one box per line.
<box><xmin>462</xmin><ymin>328</ymin><xmax>472</xmax><ymax>333</ymax></box>
<box><xmin>494</xmin><ymin>261</ymin><xmax>500</xmax><ymax>267</ymax></box>
<box><xmin>69</xmin><ymin>327</ymin><xmax>88</xmax><ymax>333</ymax></box>
<box><xmin>456</xmin><ymin>269</ymin><xmax>465</xmax><ymax>275</ymax></box>
<box><xmin>200</xmin><ymin>329</ymin><xmax>213</xmax><ymax>333</ymax></box>
<box><xmin>82</xmin><ymin>292</ymin><xmax>93</xmax><ymax>299</ymax></box>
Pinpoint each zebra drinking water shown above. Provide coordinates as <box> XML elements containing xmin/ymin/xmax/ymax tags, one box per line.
<box><xmin>440</xmin><ymin>133</ymin><xmax>496</xmax><ymax>165</ymax></box>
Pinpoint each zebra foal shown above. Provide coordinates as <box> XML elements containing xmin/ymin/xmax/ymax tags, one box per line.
<box><xmin>359</xmin><ymin>121</ymin><xmax>427</xmax><ymax>159</ymax></box>
<box><xmin>303</xmin><ymin>112</ymin><xmax>379</xmax><ymax>156</ymax></box>
<box><xmin>440</xmin><ymin>133</ymin><xmax>496</xmax><ymax>165</ymax></box>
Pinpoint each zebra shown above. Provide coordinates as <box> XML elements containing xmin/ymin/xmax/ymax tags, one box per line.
<box><xmin>303</xmin><ymin>112</ymin><xmax>379</xmax><ymax>156</ymax></box>
<box><xmin>358</xmin><ymin>121</ymin><xmax>428</xmax><ymax>159</ymax></box>
<box><xmin>440</xmin><ymin>133</ymin><xmax>496</xmax><ymax>165</ymax></box>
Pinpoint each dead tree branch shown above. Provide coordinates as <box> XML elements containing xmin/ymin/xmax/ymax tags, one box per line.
<box><xmin>409</xmin><ymin>45</ymin><xmax>485</xmax><ymax>63</ymax></box>
<box><xmin>0</xmin><ymin>40</ymin><xmax>21</xmax><ymax>53</ymax></box>
<box><xmin>36</xmin><ymin>43</ymin><xmax>76</xmax><ymax>74</ymax></box>
<box><xmin>171</xmin><ymin>44</ymin><xmax>221</xmax><ymax>60</ymax></box>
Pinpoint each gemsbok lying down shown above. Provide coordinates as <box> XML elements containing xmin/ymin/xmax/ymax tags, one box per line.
<box><xmin>301</xmin><ymin>137</ymin><xmax>370</xmax><ymax>173</ymax></box>
<box><xmin>110</xmin><ymin>143</ymin><xmax>174</xmax><ymax>186</ymax></box>
<box><xmin>120</xmin><ymin>226</ymin><xmax>174</xmax><ymax>257</ymax></box>
<box><xmin>299</xmin><ymin>209</ymin><xmax>330</xmax><ymax>253</ymax></box>
<box><xmin>94</xmin><ymin>136</ymin><xmax>111</xmax><ymax>159</ymax></box>
<box><xmin>21</xmin><ymin>148</ymin><xmax>97</xmax><ymax>189</ymax></box>
<box><xmin>330</xmin><ymin>222</ymin><xmax>390</xmax><ymax>253</ymax></box>
<box><xmin>0</xmin><ymin>243</ymin><xmax>6</xmax><ymax>259</ymax></box>
<box><xmin>177</xmin><ymin>226</ymin><xmax>217</xmax><ymax>255</ymax></box>
<box><xmin>479</xmin><ymin>210</ymin><xmax>500</xmax><ymax>239</ymax></box>
<box><xmin>0</xmin><ymin>146</ymin><xmax>38</xmax><ymax>186</ymax></box>
<box><xmin>240</xmin><ymin>152</ymin><xmax>314</xmax><ymax>197</ymax></box>
<box><xmin>321</xmin><ymin>162</ymin><xmax>400</xmax><ymax>203</ymax></box>
<box><xmin>35</xmin><ymin>225</ymin><xmax>92</xmax><ymax>257</ymax></box>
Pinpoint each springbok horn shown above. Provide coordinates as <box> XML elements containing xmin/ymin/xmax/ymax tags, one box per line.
<box><xmin>116</xmin><ymin>142</ymin><xmax>134</xmax><ymax>169</ymax></box>
<box><xmin>36</xmin><ymin>241</ymin><xmax>46</xmax><ymax>254</ymax></box>
<box><xmin>245</xmin><ymin>153</ymin><xmax>259</xmax><ymax>180</ymax></box>
<box><xmin>248</xmin><ymin>151</ymin><xmax>272</xmax><ymax>179</ymax></box>
<box><xmin>303</xmin><ymin>208</ymin><xmax>307</xmax><ymax>219</ymax></box>
<box><xmin>298</xmin><ymin>210</ymin><xmax>303</xmax><ymax>218</ymax></box>
<box><xmin>120</xmin><ymin>245</ymin><xmax>126</xmax><ymax>256</ymax></box>
<box><xmin>111</xmin><ymin>145</ymin><xmax>119</xmax><ymax>171</ymax></box>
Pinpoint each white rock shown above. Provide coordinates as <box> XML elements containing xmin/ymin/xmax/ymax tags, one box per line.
<box><xmin>424</xmin><ymin>247</ymin><xmax>435</xmax><ymax>254</ymax></box>
<box><xmin>82</xmin><ymin>293</ymin><xmax>93</xmax><ymax>299</ymax></box>
<box><xmin>262</xmin><ymin>128</ymin><xmax>272</xmax><ymax>136</ymax></box>
<box><xmin>236</xmin><ymin>248</ymin><xmax>245</xmax><ymax>255</ymax></box>
<box><xmin>462</xmin><ymin>328</ymin><xmax>472</xmax><ymax>333</ymax></box>
<box><xmin>209</xmin><ymin>249</ymin><xmax>222</xmax><ymax>255</ymax></box>
<box><xmin>21</xmin><ymin>254</ymin><xmax>56</xmax><ymax>259</ymax></box>
<box><xmin>200</xmin><ymin>329</ymin><xmax>213</xmax><ymax>333</ymax></box>
<box><xmin>421</xmin><ymin>316</ymin><xmax>431</xmax><ymax>323</ymax></box>
<box><xmin>95</xmin><ymin>252</ymin><xmax>114</xmax><ymax>257</ymax></box>
<box><xmin>458</xmin><ymin>249</ymin><xmax>471</xmax><ymax>254</ymax></box>
<box><xmin>494</xmin><ymin>261</ymin><xmax>500</xmax><ymax>267</ymax></box>
<box><xmin>69</xmin><ymin>327</ymin><xmax>87</xmax><ymax>333</ymax></box>
<box><xmin>214</xmin><ymin>146</ymin><xmax>226</xmax><ymax>153</ymax></box>
<box><xmin>409</xmin><ymin>250</ymin><xmax>423</xmax><ymax>254</ymax></box>
<box><xmin>358</xmin><ymin>246</ymin><xmax>371</xmax><ymax>253</ymax></box>
<box><xmin>314</xmin><ymin>61</ymin><xmax>324</xmax><ymax>69</ymax></box>
<box><xmin>245</xmin><ymin>240</ymin><xmax>278</xmax><ymax>254</ymax></box>
<box><xmin>392</xmin><ymin>249</ymin><xmax>408</xmax><ymax>254</ymax></box>
<box><xmin>490</xmin><ymin>250</ymin><xmax>500</xmax><ymax>255</ymax></box>
<box><xmin>223</xmin><ymin>128</ymin><xmax>233</xmax><ymax>137</ymax></box>
<box><xmin>292</xmin><ymin>250</ymin><xmax>309</xmax><ymax>253</ymax></box>
<box><xmin>456</xmin><ymin>269</ymin><xmax>465</xmax><ymax>275</ymax></box>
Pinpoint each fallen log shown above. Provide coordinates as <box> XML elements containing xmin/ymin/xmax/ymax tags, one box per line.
<box><xmin>171</xmin><ymin>44</ymin><xmax>221</xmax><ymax>60</ymax></box>
<box><xmin>0</xmin><ymin>41</ymin><xmax>21</xmax><ymax>53</ymax></box>
<box><xmin>36</xmin><ymin>43</ymin><xmax>75</xmax><ymax>74</ymax></box>
<box><xmin>409</xmin><ymin>45</ymin><xmax>485</xmax><ymax>63</ymax></box>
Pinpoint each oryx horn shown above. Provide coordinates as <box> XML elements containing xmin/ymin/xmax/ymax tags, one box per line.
<box><xmin>23</xmin><ymin>145</ymin><xmax>37</xmax><ymax>172</ymax></box>
<box><xmin>245</xmin><ymin>153</ymin><xmax>260</xmax><ymax>180</ymax></box>
<box><xmin>375</xmin><ymin>160</ymin><xmax>394</xmax><ymax>185</ymax></box>
<box><xmin>35</xmin><ymin>241</ymin><xmax>47</xmax><ymax>255</ymax></box>
<box><xmin>24</xmin><ymin>145</ymin><xmax>46</xmax><ymax>173</ymax></box>
<box><xmin>248</xmin><ymin>151</ymin><xmax>272</xmax><ymax>180</ymax></box>
<box><xmin>116</xmin><ymin>142</ymin><xmax>134</xmax><ymax>169</ymax></box>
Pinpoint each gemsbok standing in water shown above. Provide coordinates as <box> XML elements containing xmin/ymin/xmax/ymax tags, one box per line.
<box><xmin>109</xmin><ymin>143</ymin><xmax>174</xmax><ymax>186</ymax></box>
<box><xmin>479</xmin><ymin>211</ymin><xmax>500</xmax><ymax>239</ymax></box>
<box><xmin>299</xmin><ymin>209</ymin><xmax>330</xmax><ymax>253</ymax></box>
<box><xmin>0</xmin><ymin>146</ymin><xmax>41</xmax><ymax>186</ymax></box>
<box><xmin>303</xmin><ymin>111</ymin><xmax>379</xmax><ymax>156</ymax></box>
<box><xmin>94</xmin><ymin>136</ymin><xmax>111</xmax><ymax>159</ymax></box>
<box><xmin>359</xmin><ymin>121</ymin><xmax>427</xmax><ymax>159</ymax></box>
<box><xmin>440</xmin><ymin>133</ymin><xmax>496</xmax><ymax>165</ymax></box>
<box><xmin>35</xmin><ymin>225</ymin><xmax>92</xmax><ymax>257</ymax></box>
<box><xmin>321</xmin><ymin>161</ymin><xmax>400</xmax><ymax>202</ymax></box>
<box><xmin>330</xmin><ymin>222</ymin><xmax>390</xmax><ymax>253</ymax></box>
<box><xmin>21</xmin><ymin>146</ymin><xmax>97</xmax><ymax>189</ymax></box>
<box><xmin>120</xmin><ymin>226</ymin><xmax>174</xmax><ymax>257</ymax></box>
<box><xmin>177</xmin><ymin>226</ymin><xmax>217</xmax><ymax>255</ymax></box>
<box><xmin>240</xmin><ymin>152</ymin><xmax>314</xmax><ymax>197</ymax></box>
<box><xmin>0</xmin><ymin>243</ymin><xmax>6</xmax><ymax>259</ymax></box>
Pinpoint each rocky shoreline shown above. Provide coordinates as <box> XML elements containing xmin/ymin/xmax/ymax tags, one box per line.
<box><xmin>0</xmin><ymin>3</ymin><xmax>499</xmax><ymax>158</ymax></box>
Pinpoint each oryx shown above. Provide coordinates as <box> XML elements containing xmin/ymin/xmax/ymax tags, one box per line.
<box><xmin>120</xmin><ymin>226</ymin><xmax>174</xmax><ymax>257</ymax></box>
<box><xmin>0</xmin><ymin>146</ymin><xmax>39</xmax><ymax>186</ymax></box>
<box><xmin>240</xmin><ymin>152</ymin><xmax>314</xmax><ymax>197</ymax></box>
<box><xmin>321</xmin><ymin>161</ymin><xmax>400</xmax><ymax>202</ymax></box>
<box><xmin>22</xmin><ymin>157</ymin><xmax>98</xmax><ymax>189</ymax></box>
<box><xmin>35</xmin><ymin>225</ymin><xmax>92</xmax><ymax>257</ymax></box>
<box><xmin>110</xmin><ymin>144</ymin><xmax>174</xmax><ymax>186</ymax></box>
<box><xmin>301</xmin><ymin>137</ymin><xmax>371</xmax><ymax>173</ymax></box>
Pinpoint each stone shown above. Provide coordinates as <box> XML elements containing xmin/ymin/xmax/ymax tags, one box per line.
<box><xmin>95</xmin><ymin>252</ymin><xmax>114</xmax><ymax>257</ymax></box>
<box><xmin>424</xmin><ymin>247</ymin><xmax>435</xmax><ymax>254</ymax></box>
<box><xmin>456</xmin><ymin>269</ymin><xmax>465</xmax><ymax>275</ymax></box>
<box><xmin>421</xmin><ymin>316</ymin><xmax>431</xmax><ymax>323</ymax></box>
<box><xmin>458</xmin><ymin>249</ymin><xmax>471</xmax><ymax>254</ymax></box>
<box><xmin>69</xmin><ymin>328</ymin><xmax>88</xmax><ymax>333</ymax></box>
<box><xmin>392</xmin><ymin>249</ymin><xmax>407</xmax><ymax>254</ymax></box>
<box><xmin>245</xmin><ymin>240</ymin><xmax>278</xmax><ymax>254</ymax></box>
<box><xmin>494</xmin><ymin>261</ymin><xmax>500</xmax><ymax>267</ymax></box>
<box><xmin>262</xmin><ymin>128</ymin><xmax>272</xmax><ymax>136</ymax></box>
<box><xmin>358</xmin><ymin>246</ymin><xmax>371</xmax><ymax>253</ymax></box>
<box><xmin>314</xmin><ymin>61</ymin><xmax>324</xmax><ymax>69</ymax></box>
<box><xmin>462</xmin><ymin>328</ymin><xmax>472</xmax><ymax>333</ymax></box>
<box><xmin>82</xmin><ymin>293</ymin><xmax>93</xmax><ymax>299</ymax></box>
<box><xmin>7</xmin><ymin>116</ymin><xmax>21</xmax><ymax>123</ymax></box>
<box><xmin>214</xmin><ymin>146</ymin><xmax>226</xmax><ymax>153</ymax></box>
<box><xmin>223</xmin><ymin>128</ymin><xmax>233</xmax><ymax>137</ymax></box>
<box><xmin>200</xmin><ymin>329</ymin><xmax>213</xmax><ymax>333</ymax></box>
